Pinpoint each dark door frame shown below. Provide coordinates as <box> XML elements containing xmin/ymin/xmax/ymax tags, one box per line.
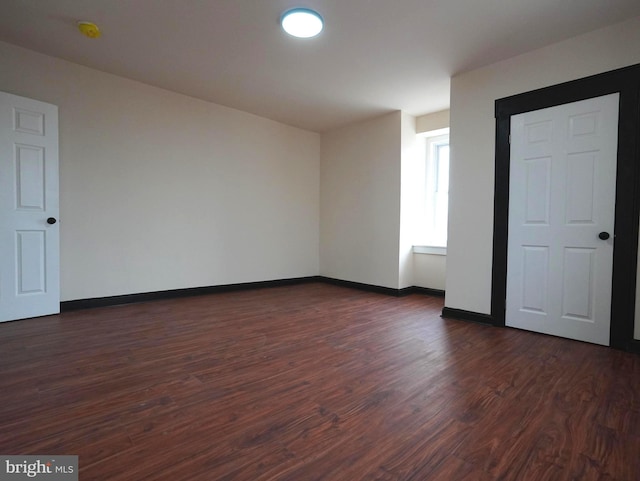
<box><xmin>491</xmin><ymin>64</ymin><xmax>640</xmax><ymax>351</ymax></box>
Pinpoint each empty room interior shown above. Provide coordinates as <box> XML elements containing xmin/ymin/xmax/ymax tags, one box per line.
<box><xmin>1</xmin><ymin>1</ymin><xmax>640</xmax><ymax>480</ymax></box>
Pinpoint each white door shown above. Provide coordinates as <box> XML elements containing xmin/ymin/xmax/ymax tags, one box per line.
<box><xmin>506</xmin><ymin>93</ymin><xmax>619</xmax><ymax>345</ymax></box>
<box><xmin>0</xmin><ymin>91</ymin><xmax>59</xmax><ymax>322</ymax></box>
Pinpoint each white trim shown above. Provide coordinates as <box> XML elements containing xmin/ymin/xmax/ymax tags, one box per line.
<box><xmin>413</xmin><ymin>245</ymin><xmax>447</xmax><ymax>256</ymax></box>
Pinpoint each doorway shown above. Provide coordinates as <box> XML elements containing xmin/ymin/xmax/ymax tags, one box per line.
<box><xmin>0</xmin><ymin>91</ymin><xmax>59</xmax><ymax>322</ymax></box>
<box><xmin>491</xmin><ymin>64</ymin><xmax>640</xmax><ymax>350</ymax></box>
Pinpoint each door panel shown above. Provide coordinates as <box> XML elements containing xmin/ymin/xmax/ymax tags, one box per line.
<box><xmin>0</xmin><ymin>91</ymin><xmax>59</xmax><ymax>322</ymax></box>
<box><xmin>521</xmin><ymin>245</ymin><xmax>548</xmax><ymax>314</ymax></box>
<box><xmin>561</xmin><ymin>247</ymin><xmax>594</xmax><ymax>320</ymax></box>
<box><xmin>506</xmin><ymin>93</ymin><xmax>619</xmax><ymax>345</ymax></box>
<box><xmin>16</xmin><ymin>144</ymin><xmax>46</xmax><ymax>210</ymax></box>
<box><xmin>16</xmin><ymin>230</ymin><xmax>47</xmax><ymax>294</ymax></box>
<box><xmin>523</xmin><ymin>157</ymin><xmax>551</xmax><ymax>224</ymax></box>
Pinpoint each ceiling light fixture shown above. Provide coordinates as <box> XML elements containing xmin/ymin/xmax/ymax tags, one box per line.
<box><xmin>281</xmin><ymin>8</ymin><xmax>323</xmax><ymax>38</ymax></box>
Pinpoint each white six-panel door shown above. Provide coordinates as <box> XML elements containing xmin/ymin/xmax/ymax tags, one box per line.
<box><xmin>0</xmin><ymin>91</ymin><xmax>59</xmax><ymax>322</ymax></box>
<box><xmin>506</xmin><ymin>93</ymin><xmax>619</xmax><ymax>345</ymax></box>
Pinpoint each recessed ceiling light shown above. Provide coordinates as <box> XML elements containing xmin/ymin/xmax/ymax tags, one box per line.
<box><xmin>281</xmin><ymin>8</ymin><xmax>323</xmax><ymax>38</ymax></box>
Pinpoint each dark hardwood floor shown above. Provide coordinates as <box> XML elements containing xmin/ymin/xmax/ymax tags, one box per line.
<box><xmin>1</xmin><ymin>283</ymin><xmax>638</xmax><ymax>480</ymax></box>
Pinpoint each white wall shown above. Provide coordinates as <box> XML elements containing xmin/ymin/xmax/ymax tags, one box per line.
<box><xmin>320</xmin><ymin>112</ymin><xmax>402</xmax><ymax>289</ymax></box>
<box><xmin>416</xmin><ymin>110</ymin><xmax>450</xmax><ymax>135</ymax></box>
<box><xmin>0</xmin><ymin>41</ymin><xmax>320</xmax><ymax>301</ymax></box>
<box><xmin>414</xmin><ymin>255</ymin><xmax>446</xmax><ymax>291</ymax></box>
<box><xmin>320</xmin><ymin>110</ymin><xmax>443</xmax><ymax>291</ymax></box>
<box><xmin>412</xmin><ymin>110</ymin><xmax>450</xmax><ymax>291</ymax></box>
<box><xmin>447</xmin><ymin>16</ymin><xmax>640</xmax><ymax>330</ymax></box>
<box><xmin>399</xmin><ymin>113</ymin><xmax>418</xmax><ymax>289</ymax></box>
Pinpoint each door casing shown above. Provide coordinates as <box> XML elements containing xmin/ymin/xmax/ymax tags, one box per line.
<box><xmin>491</xmin><ymin>64</ymin><xmax>640</xmax><ymax>351</ymax></box>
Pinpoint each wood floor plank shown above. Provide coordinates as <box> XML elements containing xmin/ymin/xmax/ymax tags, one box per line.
<box><xmin>1</xmin><ymin>283</ymin><xmax>639</xmax><ymax>480</ymax></box>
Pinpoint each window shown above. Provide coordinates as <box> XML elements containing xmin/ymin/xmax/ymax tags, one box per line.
<box><xmin>417</xmin><ymin>130</ymin><xmax>449</xmax><ymax>249</ymax></box>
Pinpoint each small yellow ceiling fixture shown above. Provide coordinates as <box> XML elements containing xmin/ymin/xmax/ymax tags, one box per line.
<box><xmin>77</xmin><ymin>21</ymin><xmax>101</xmax><ymax>39</ymax></box>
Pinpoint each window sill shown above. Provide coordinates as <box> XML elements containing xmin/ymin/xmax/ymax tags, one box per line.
<box><xmin>413</xmin><ymin>245</ymin><xmax>447</xmax><ymax>256</ymax></box>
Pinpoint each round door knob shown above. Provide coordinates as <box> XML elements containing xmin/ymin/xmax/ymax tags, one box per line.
<box><xmin>47</xmin><ymin>217</ymin><xmax>57</xmax><ymax>225</ymax></box>
<box><xmin>598</xmin><ymin>231</ymin><xmax>610</xmax><ymax>240</ymax></box>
